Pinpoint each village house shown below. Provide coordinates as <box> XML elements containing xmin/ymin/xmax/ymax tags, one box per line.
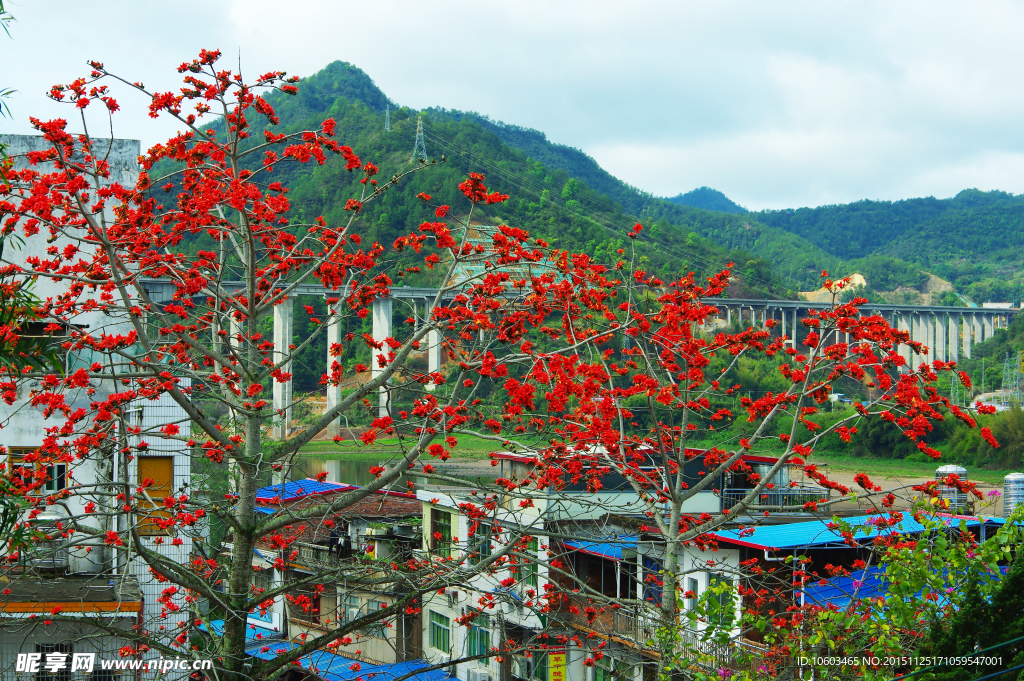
<box><xmin>218</xmin><ymin>478</ymin><xmax>431</xmax><ymax>668</ymax></box>
<box><xmin>0</xmin><ymin>134</ymin><xmax>194</xmax><ymax>674</ymax></box>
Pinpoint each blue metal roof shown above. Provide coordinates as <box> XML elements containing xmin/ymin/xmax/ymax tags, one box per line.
<box><xmin>800</xmin><ymin>566</ymin><xmax>888</xmax><ymax>608</ymax></box>
<box><xmin>201</xmin><ymin>619</ymin><xmax>282</xmax><ymax>642</ymax></box>
<box><xmin>799</xmin><ymin>563</ymin><xmax>1008</xmax><ymax>609</ymax></box>
<box><xmin>255</xmin><ymin>479</ymin><xmax>416</xmax><ymax>503</ymax></box>
<box><xmin>563</xmin><ymin>535</ymin><xmax>637</xmax><ymax>561</ymax></box>
<box><xmin>713</xmin><ymin>514</ymin><xmax>1005</xmax><ymax>551</ymax></box>
<box><xmin>247</xmin><ymin>642</ymin><xmax>454</xmax><ymax>681</ymax></box>
<box><xmin>256</xmin><ymin>479</ymin><xmax>349</xmax><ymax>502</ymax></box>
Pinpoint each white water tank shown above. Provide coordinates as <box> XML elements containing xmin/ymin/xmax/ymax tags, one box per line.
<box><xmin>1004</xmin><ymin>473</ymin><xmax>1024</xmax><ymax>518</ymax></box>
<box><xmin>936</xmin><ymin>465</ymin><xmax>969</xmax><ymax>512</ymax></box>
<box><xmin>936</xmin><ymin>464</ymin><xmax>968</xmax><ymax>480</ymax></box>
<box><xmin>28</xmin><ymin>511</ymin><xmax>68</xmax><ymax>572</ymax></box>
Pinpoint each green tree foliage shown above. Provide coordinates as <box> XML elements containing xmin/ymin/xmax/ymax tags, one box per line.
<box><xmin>164</xmin><ymin>61</ymin><xmax>821</xmax><ymax>394</ymax></box>
<box><xmin>921</xmin><ymin>550</ymin><xmax>1024</xmax><ymax>681</ymax></box>
<box><xmin>665</xmin><ymin>186</ymin><xmax>747</xmax><ymax>214</ymax></box>
<box><xmin>756</xmin><ymin>189</ymin><xmax>1024</xmax><ymax>302</ymax></box>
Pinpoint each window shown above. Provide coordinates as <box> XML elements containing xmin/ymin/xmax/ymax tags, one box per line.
<box><xmin>531</xmin><ymin>651</ymin><xmax>547</xmax><ymax>681</ymax></box>
<box><xmin>523</xmin><ymin>537</ymin><xmax>539</xmax><ymax>590</ymax></box>
<box><xmin>320</xmin><ymin>585</ymin><xmax>338</xmax><ymax>626</ymax></box>
<box><xmin>7</xmin><ymin>448</ymin><xmax>65</xmax><ymax>494</ymax></box>
<box><xmin>595</xmin><ymin>656</ymin><xmax>634</xmax><ymax>681</ymax></box>
<box><xmin>429</xmin><ymin>611</ymin><xmax>451</xmax><ymax>653</ymax></box>
<box><xmin>642</xmin><ymin>557</ymin><xmax>663</xmax><ymax>606</ymax></box>
<box><xmin>36</xmin><ymin>643</ymin><xmax>72</xmax><ymax>681</ymax></box>
<box><xmin>363</xmin><ymin>599</ymin><xmax>388</xmax><ymax>637</ymax></box>
<box><xmin>8</xmin><ymin>448</ymin><xmax>36</xmax><ymax>490</ymax></box>
<box><xmin>431</xmin><ymin>509</ymin><xmax>452</xmax><ymax>558</ymax></box>
<box><xmin>339</xmin><ymin>594</ymin><xmax>360</xmax><ymax>625</ymax></box>
<box><xmin>708</xmin><ymin>573</ymin><xmax>735</xmax><ymax>626</ymax></box>
<box><xmin>469</xmin><ymin>522</ymin><xmax>492</xmax><ymax>566</ymax></box>
<box><xmin>43</xmin><ymin>464</ymin><xmax>66</xmax><ymax>493</ymax></box>
<box><xmin>136</xmin><ymin>456</ymin><xmax>173</xmax><ymax>535</ymax></box>
<box><xmin>687</xmin><ymin>577</ymin><xmax>699</xmax><ymax>611</ymax></box>
<box><xmin>467</xmin><ymin>612</ymin><xmax>491</xmax><ymax>657</ymax></box>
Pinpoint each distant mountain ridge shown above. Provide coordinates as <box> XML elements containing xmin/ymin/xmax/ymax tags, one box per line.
<box><xmin>666</xmin><ymin>187</ymin><xmax>747</xmax><ymax>214</ymax></box>
<box><xmin>754</xmin><ymin>189</ymin><xmax>1024</xmax><ymax>304</ymax></box>
<box><xmin>200</xmin><ymin>59</ymin><xmax>1018</xmax><ymax>304</ymax></box>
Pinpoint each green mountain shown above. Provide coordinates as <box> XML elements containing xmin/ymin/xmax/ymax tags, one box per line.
<box><xmin>174</xmin><ymin>60</ymin><xmax>945</xmax><ymax>321</ymax></box>
<box><xmin>666</xmin><ymin>187</ymin><xmax>747</xmax><ymax>214</ymax></box>
<box><xmin>171</xmin><ymin>60</ymin><xmax>829</xmax><ymax>395</ymax></box>
<box><xmin>755</xmin><ymin>189</ymin><xmax>1024</xmax><ymax>304</ymax></box>
<box><xmin>206</xmin><ymin>60</ymin><xmax>852</xmax><ymax>300</ymax></box>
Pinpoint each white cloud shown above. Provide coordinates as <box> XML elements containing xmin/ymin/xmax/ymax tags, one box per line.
<box><xmin>4</xmin><ymin>0</ymin><xmax>1024</xmax><ymax>209</ymax></box>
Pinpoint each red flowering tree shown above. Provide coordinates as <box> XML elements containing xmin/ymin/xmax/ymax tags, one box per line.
<box><xmin>0</xmin><ymin>50</ymin><xmax>997</xmax><ymax>681</ymax></box>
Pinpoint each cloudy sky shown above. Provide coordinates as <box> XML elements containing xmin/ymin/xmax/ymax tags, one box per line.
<box><xmin>3</xmin><ymin>0</ymin><xmax>1024</xmax><ymax>210</ymax></box>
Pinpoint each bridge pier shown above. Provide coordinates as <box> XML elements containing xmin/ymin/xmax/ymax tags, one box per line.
<box><xmin>948</xmin><ymin>315</ymin><xmax>959</xmax><ymax>364</ymax></box>
<box><xmin>372</xmin><ymin>297</ymin><xmax>393</xmax><ymax>418</ymax></box>
<box><xmin>325</xmin><ymin>305</ymin><xmax>343</xmax><ymax>437</ymax></box>
<box><xmin>897</xmin><ymin>313</ymin><xmax>912</xmax><ymax>368</ymax></box>
<box><xmin>935</xmin><ymin>314</ymin><xmax>946</xmax><ymax>363</ymax></box>
<box><xmin>272</xmin><ymin>298</ymin><xmax>293</xmax><ymax>440</ymax></box>
<box><xmin>962</xmin><ymin>314</ymin><xmax>971</xmax><ymax>359</ymax></box>
<box><xmin>915</xmin><ymin>314</ymin><xmax>928</xmax><ymax>367</ymax></box>
<box><xmin>925</xmin><ymin>314</ymin><xmax>937</xmax><ymax>365</ymax></box>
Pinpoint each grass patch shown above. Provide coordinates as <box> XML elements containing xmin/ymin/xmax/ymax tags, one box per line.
<box><xmin>691</xmin><ymin>437</ymin><xmax>1014</xmax><ymax>485</ymax></box>
<box><xmin>298</xmin><ymin>434</ymin><xmax>1015</xmax><ymax>485</ymax></box>
<box><xmin>799</xmin><ymin>453</ymin><xmax>1013</xmax><ymax>485</ymax></box>
<box><xmin>297</xmin><ymin>434</ymin><xmax>538</xmax><ymax>460</ymax></box>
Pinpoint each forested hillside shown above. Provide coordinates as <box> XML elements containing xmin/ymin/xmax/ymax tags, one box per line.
<box><xmin>666</xmin><ymin>186</ymin><xmax>747</xmax><ymax>214</ymax></box>
<box><xmin>159</xmin><ymin>59</ymin><xmax>1024</xmax><ymax>466</ymax></box>
<box><xmin>164</xmin><ymin>61</ymin><xmax>814</xmax><ymax>394</ymax></box>
<box><xmin>180</xmin><ymin>60</ymin><xmax>852</xmax><ymax>297</ymax></box>
<box><xmin>756</xmin><ymin>189</ymin><xmax>1024</xmax><ymax>303</ymax></box>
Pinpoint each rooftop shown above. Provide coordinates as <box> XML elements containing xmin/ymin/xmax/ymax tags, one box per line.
<box><xmin>713</xmin><ymin>513</ymin><xmax>1006</xmax><ymax>551</ymax></box>
<box><xmin>249</xmin><ymin>642</ymin><xmax>453</xmax><ymax>681</ymax></box>
<box><xmin>0</xmin><ymin>575</ymin><xmax>143</xmax><ymax>617</ymax></box>
<box><xmin>256</xmin><ymin>479</ymin><xmax>416</xmax><ymax>504</ymax></box>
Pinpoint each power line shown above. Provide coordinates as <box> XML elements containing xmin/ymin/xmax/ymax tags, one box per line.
<box><xmin>424</xmin><ymin>123</ymin><xmax>771</xmax><ymax>286</ymax></box>
<box><xmin>423</xmin><ymin>123</ymin><xmax>786</xmax><ymax>292</ymax></box>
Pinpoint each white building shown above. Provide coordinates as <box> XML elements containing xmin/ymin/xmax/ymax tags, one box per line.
<box><xmin>0</xmin><ymin>134</ymin><xmax>193</xmax><ymax>670</ymax></box>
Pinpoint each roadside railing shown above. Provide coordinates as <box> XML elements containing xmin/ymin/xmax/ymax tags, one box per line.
<box><xmin>721</xmin><ymin>486</ymin><xmax>829</xmax><ymax>511</ymax></box>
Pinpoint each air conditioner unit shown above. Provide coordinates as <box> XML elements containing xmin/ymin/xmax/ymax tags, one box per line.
<box><xmin>346</xmin><ymin>607</ymin><xmax>360</xmax><ymax>623</ymax></box>
<box><xmin>468</xmin><ymin>670</ymin><xmax>492</xmax><ymax>681</ymax></box>
<box><xmin>447</xmin><ymin>590</ymin><xmax>459</xmax><ymax>607</ymax></box>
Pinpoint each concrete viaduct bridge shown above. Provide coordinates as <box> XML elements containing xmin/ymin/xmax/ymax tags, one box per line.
<box><xmin>713</xmin><ymin>298</ymin><xmax>1015</xmax><ymax>368</ymax></box>
<box><xmin>139</xmin><ymin>280</ymin><xmax>1017</xmax><ymax>429</ymax></box>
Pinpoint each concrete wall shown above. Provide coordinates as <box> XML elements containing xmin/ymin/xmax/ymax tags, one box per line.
<box><xmin>2</xmin><ymin>135</ymin><xmax>193</xmax><ymax>657</ymax></box>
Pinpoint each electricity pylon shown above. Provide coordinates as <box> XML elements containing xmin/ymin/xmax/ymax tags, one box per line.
<box><xmin>384</xmin><ymin>104</ymin><xmax>391</xmax><ymax>132</ymax></box>
<box><xmin>412</xmin><ymin>115</ymin><xmax>428</xmax><ymax>163</ymax></box>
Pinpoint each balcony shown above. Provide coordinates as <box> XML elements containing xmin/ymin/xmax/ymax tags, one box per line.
<box><xmin>294</xmin><ymin>541</ymin><xmax>351</xmax><ymax>570</ymax></box>
<box><xmin>550</xmin><ymin>593</ymin><xmax>766</xmax><ymax>671</ymax></box>
<box><xmin>550</xmin><ymin>593</ymin><xmax>657</xmax><ymax>648</ymax></box>
<box><xmin>720</xmin><ymin>486</ymin><xmax>829</xmax><ymax>511</ymax></box>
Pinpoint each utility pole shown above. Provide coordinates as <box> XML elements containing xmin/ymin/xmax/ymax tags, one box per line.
<box><xmin>384</xmin><ymin>104</ymin><xmax>391</xmax><ymax>132</ymax></box>
<box><xmin>412</xmin><ymin>115</ymin><xmax>428</xmax><ymax>163</ymax></box>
